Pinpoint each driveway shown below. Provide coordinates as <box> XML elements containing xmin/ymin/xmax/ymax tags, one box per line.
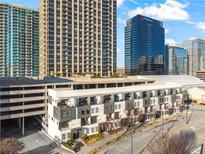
<box><xmin>19</xmin><ymin>131</ymin><xmax>58</xmax><ymax>154</ymax></box>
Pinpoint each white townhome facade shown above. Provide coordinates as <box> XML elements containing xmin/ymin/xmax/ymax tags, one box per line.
<box><xmin>48</xmin><ymin>83</ymin><xmax>187</xmax><ymax>143</ymax></box>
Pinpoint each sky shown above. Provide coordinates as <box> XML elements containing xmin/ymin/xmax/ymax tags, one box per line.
<box><xmin>1</xmin><ymin>0</ymin><xmax>205</xmax><ymax>68</ymax></box>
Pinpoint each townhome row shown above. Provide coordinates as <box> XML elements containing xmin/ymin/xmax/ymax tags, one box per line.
<box><xmin>0</xmin><ymin>76</ymin><xmax>151</xmax><ymax>134</ymax></box>
<box><xmin>48</xmin><ymin>83</ymin><xmax>187</xmax><ymax>142</ymax></box>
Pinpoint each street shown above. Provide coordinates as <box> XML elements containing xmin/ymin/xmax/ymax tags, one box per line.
<box><xmin>99</xmin><ymin>104</ymin><xmax>205</xmax><ymax>154</ymax></box>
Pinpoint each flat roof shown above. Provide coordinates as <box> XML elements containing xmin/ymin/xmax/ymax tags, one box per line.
<box><xmin>45</xmin><ymin>76</ymin><xmax>151</xmax><ymax>84</ymax></box>
<box><xmin>49</xmin><ymin>83</ymin><xmax>182</xmax><ymax>98</ymax></box>
<box><xmin>136</xmin><ymin>75</ymin><xmax>204</xmax><ymax>87</ymax></box>
<box><xmin>0</xmin><ymin>77</ymin><xmax>50</xmax><ymax>87</ymax></box>
<box><xmin>0</xmin><ymin>76</ymin><xmax>152</xmax><ymax>88</ymax></box>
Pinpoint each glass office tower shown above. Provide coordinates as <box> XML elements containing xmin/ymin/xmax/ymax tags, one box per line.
<box><xmin>125</xmin><ymin>15</ymin><xmax>165</xmax><ymax>75</ymax></box>
<box><xmin>168</xmin><ymin>46</ymin><xmax>188</xmax><ymax>75</ymax></box>
<box><xmin>0</xmin><ymin>3</ymin><xmax>39</xmax><ymax>77</ymax></box>
<box><xmin>39</xmin><ymin>0</ymin><xmax>117</xmax><ymax>77</ymax></box>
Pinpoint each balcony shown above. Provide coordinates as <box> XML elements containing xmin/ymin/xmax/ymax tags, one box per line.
<box><xmin>159</xmin><ymin>96</ymin><xmax>164</xmax><ymax>104</ymax></box>
<box><xmin>59</xmin><ymin>121</ymin><xmax>69</xmax><ymax>130</ymax></box>
<box><xmin>91</xmin><ymin>116</ymin><xmax>97</xmax><ymax>124</ymax></box>
<box><xmin>134</xmin><ymin>93</ymin><xmax>141</xmax><ymax>99</ymax></box>
<box><xmin>104</xmin><ymin>101</ymin><xmax>114</xmax><ymax>114</ymax></box>
<box><xmin>77</xmin><ymin>105</ymin><xmax>91</xmax><ymax>118</ymax></box>
<box><xmin>103</xmin><ymin>95</ymin><xmax>112</xmax><ymax>104</ymax></box>
<box><xmin>125</xmin><ymin>100</ymin><xmax>134</xmax><ymax>110</ymax></box>
<box><xmin>114</xmin><ymin>95</ymin><xmax>120</xmax><ymax>102</ymax></box>
<box><xmin>125</xmin><ymin>93</ymin><xmax>132</xmax><ymax>101</ymax></box>
<box><xmin>81</xmin><ymin>117</ymin><xmax>89</xmax><ymax>126</ymax></box>
<box><xmin>53</xmin><ymin>106</ymin><xmax>76</xmax><ymax>122</ymax></box>
<box><xmin>142</xmin><ymin>91</ymin><xmax>150</xmax><ymax>99</ymax></box>
<box><xmin>106</xmin><ymin>113</ymin><xmax>113</xmax><ymax>121</ymax></box>
<box><xmin>157</xmin><ymin>90</ymin><xmax>164</xmax><ymax>97</ymax></box>
<box><xmin>90</xmin><ymin>96</ymin><xmax>98</xmax><ymax>105</ymax></box>
<box><xmin>171</xmin><ymin>94</ymin><xmax>177</xmax><ymax>102</ymax></box>
<box><xmin>170</xmin><ymin>89</ymin><xmax>176</xmax><ymax>95</ymax></box>
<box><xmin>77</xmin><ymin>97</ymin><xmax>88</xmax><ymax>106</ymax></box>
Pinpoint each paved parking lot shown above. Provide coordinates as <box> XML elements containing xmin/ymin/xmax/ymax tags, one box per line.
<box><xmin>19</xmin><ymin>131</ymin><xmax>58</xmax><ymax>154</ymax></box>
<box><xmin>1</xmin><ymin>117</ymin><xmax>71</xmax><ymax>154</ymax></box>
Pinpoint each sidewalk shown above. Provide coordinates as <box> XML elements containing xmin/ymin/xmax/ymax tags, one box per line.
<box><xmin>77</xmin><ymin>129</ymin><xmax>127</xmax><ymax>154</ymax></box>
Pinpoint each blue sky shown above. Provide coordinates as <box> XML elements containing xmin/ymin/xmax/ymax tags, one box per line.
<box><xmin>1</xmin><ymin>0</ymin><xmax>205</xmax><ymax>68</ymax></box>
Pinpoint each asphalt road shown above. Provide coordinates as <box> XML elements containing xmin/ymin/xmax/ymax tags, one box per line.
<box><xmin>99</xmin><ymin>104</ymin><xmax>205</xmax><ymax>154</ymax></box>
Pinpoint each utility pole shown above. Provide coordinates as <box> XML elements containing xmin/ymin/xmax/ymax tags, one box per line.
<box><xmin>200</xmin><ymin>144</ymin><xmax>204</xmax><ymax>154</ymax></box>
<box><xmin>161</xmin><ymin>111</ymin><xmax>164</xmax><ymax>138</ymax></box>
<box><xmin>130</xmin><ymin>113</ymin><xmax>135</xmax><ymax>154</ymax></box>
<box><xmin>185</xmin><ymin>99</ymin><xmax>190</xmax><ymax>125</ymax></box>
<box><xmin>186</xmin><ymin>106</ymin><xmax>188</xmax><ymax>124</ymax></box>
<box><xmin>131</xmin><ymin>127</ymin><xmax>133</xmax><ymax>154</ymax></box>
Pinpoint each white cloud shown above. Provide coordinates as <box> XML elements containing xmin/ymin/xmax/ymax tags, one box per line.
<box><xmin>165</xmin><ymin>38</ymin><xmax>176</xmax><ymax>46</ymax></box>
<box><xmin>117</xmin><ymin>0</ymin><xmax>124</xmax><ymax>7</ymax></box>
<box><xmin>195</xmin><ymin>22</ymin><xmax>205</xmax><ymax>33</ymax></box>
<box><xmin>186</xmin><ymin>20</ymin><xmax>195</xmax><ymax>25</ymax></box>
<box><xmin>128</xmin><ymin>0</ymin><xmax>189</xmax><ymax>21</ymax></box>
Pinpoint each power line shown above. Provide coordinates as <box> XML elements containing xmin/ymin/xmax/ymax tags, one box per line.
<box><xmin>139</xmin><ymin>127</ymin><xmax>163</xmax><ymax>154</ymax></box>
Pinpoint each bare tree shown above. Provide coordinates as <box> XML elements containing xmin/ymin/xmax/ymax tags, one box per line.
<box><xmin>0</xmin><ymin>138</ymin><xmax>23</xmax><ymax>154</ymax></box>
<box><xmin>147</xmin><ymin>129</ymin><xmax>197</xmax><ymax>154</ymax></box>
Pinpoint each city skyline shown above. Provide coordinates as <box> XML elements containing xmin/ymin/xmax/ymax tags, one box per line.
<box><xmin>0</xmin><ymin>1</ymin><xmax>205</xmax><ymax>153</ymax></box>
<box><xmin>1</xmin><ymin>0</ymin><xmax>205</xmax><ymax>68</ymax></box>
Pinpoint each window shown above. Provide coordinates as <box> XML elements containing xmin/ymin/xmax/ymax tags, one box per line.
<box><xmin>92</xmin><ymin>127</ymin><xmax>94</xmax><ymax>133</ymax></box>
<box><xmin>115</xmin><ymin>104</ymin><xmax>117</xmax><ymax>110</ymax></box>
<box><xmin>91</xmin><ymin>108</ymin><xmax>94</xmax><ymax>113</ymax></box>
<box><xmin>81</xmin><ymin>110</ymin><xmax>85</xmax><ymax>115</ymax></box>
<box><xmin>62</xmin><ymin>111</ymin><xmax>67</xmax><ymax>118</ymax></box>
<box><xmin>96</xmin><ymin>107</ymin><xmax>99</xmax><ymax>113</ymax></box>
<box><xmin>118</xmin><ymin>104</ymin><xmax>121</xmax><ymax>109</ymax></box>
<box><xmin>62</xmin><ymin>133</ymin><xmax>66</xmax><ymax>140</ymax></box>
<box><xmin>68</xmin><ymin>111</ymin><xmax>72</xmax><ymax>117</ymax></box>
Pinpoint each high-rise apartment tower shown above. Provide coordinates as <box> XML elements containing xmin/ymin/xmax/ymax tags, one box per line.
<box><xmin>39</xmin><ymin>0</ymin><xmax>117</xmax><ymax>77</ymax></box>
<box><xmin>0</xmin><ymin>3</ymin><xmax>39</xmax><ymax>77</ymax></box>
<box><xmin>179</xmin><ymin>38</ymin><xmax>205</xmax><ymax>76</ymax></box>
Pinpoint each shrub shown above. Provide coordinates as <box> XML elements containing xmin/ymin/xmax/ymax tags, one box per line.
<box><xmin>155</xmin><ymin>111</ymin><xmax>161</xmax><ymax>119</ymax></box>
<box><xmin>0</xmin><ymin>138</ymin><xmax>23</xmax><ymax>154</ymax></box>
<box><xmin>138</xmin><ymin>114</ymin><xmax>147</xmax><ymax>123</ymax></box>
<box><xmin>70</xmin><ymin>133</ymin><xmax>74</xmax><ymax>142</ymax></box>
